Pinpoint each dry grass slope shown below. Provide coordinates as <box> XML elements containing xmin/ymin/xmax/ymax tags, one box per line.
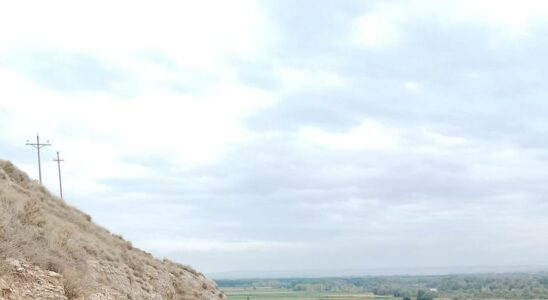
<box><xmin>0</xmin><ymin>160</ymin><xmax>225</xmax><ymax>300</ymax></box>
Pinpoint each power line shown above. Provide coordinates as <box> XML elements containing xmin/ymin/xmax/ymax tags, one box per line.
<box><xmin>25</xmin><ymin>134</ymin><xmax>51</xmax><ymax>184</ymax></box>
<box><xmin>53</xmin><ymin>151</ymin><xmax>64</xmax><ymax>199</ymax></box>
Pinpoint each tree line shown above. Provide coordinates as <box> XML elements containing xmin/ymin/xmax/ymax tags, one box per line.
<box><xmin>217</xmin><ymin>272</ymin><xmax>548</xmax><ymax>299</ymax></box>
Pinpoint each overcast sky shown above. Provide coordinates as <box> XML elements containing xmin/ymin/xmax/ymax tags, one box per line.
<box><xmin>2</xmin><ymin>0</ymin><xmax>548</xmax><ymax>277</ymax></box>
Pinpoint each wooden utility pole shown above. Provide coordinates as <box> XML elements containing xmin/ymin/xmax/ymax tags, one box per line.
<box><xmin>25</xmin><ymin>134</ymin><xmax>51</xmax><ymax>184</ymax></box>
<box><xmin>53</xmin><ymin>151</ymin><xmax>64</xmax><ymax>199</ymax></box>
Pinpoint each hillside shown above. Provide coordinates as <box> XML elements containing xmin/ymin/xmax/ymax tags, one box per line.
<box><xmin>0</xmin><ymin>160</ymin><xmax>225</xmax><ymax>300</ymax></box>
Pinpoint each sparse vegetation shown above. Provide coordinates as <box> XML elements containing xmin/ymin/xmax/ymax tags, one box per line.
<box><xmin>62</xmin><ymin>269</ymin><xmax>85</xmax><ymax>300</ymax></box>
<box><xmin>0</xmin><ymin>160</ymin><xmax>225</xmax><ymax>299</ymax></box>
<box><xmin>0</xmin><ymin>258</ymin><xmax>9</xmax><ymax>275</ymax></box>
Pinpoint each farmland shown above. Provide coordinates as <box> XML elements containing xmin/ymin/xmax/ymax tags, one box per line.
<box><xmin>224</xmin><ymin>287</ymin><xmax>399</xmax><ymax>300</ymax></box>
<box><xmin>218</xmin><ymin>273</ymin><xmax>548</xmax><ymax>299</ymax></box>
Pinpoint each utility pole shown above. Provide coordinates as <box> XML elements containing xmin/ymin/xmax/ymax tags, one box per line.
<box><xmin>53</xmin><ymin>151</ymin><xmax>64</xmax><ymax>199</ymax></box>
<box><xmin>25</xmin><ymin>134</ymin><xmax>51</xmax><ymax>184</ymax></box>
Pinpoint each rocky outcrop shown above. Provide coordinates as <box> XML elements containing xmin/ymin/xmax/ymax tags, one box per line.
<box><xmin>0</xmin><ymin>258</ymin><xmax>67</xmax><ymax>300</ymax></box>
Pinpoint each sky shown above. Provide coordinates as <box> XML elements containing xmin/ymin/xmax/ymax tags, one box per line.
<box><xmin>2</xmin><ymin>0</ymin><xmax>548</xmax><ymax>277</ymax></box>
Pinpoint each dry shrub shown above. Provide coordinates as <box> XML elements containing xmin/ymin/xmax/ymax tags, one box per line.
<box><xmin>166</xmin><ymin>290</ymin><xmax>176</xmax><ymax>300</ymax></box>
<box><xmin>31</xmin><ymin>227</ymin><xmax>47</xmax><ymax>244</ymax></box>
<box><xmin>82</xmin><ymin>245</ymin><xmax>98</xmax><ymax>256</ymax></box>
<box><xmin>83</xmin><ymin>213</ymin><xmax>92</xmax><ymax>222</ymax></box>
<box><xmin>181</xmin><ymin>265</ymin><xmax>200</xmax><ymax>277</ymax></box>
<box><xmin>173</xmin><ymin>280</ymin><xmax>186</xmax><ymax>295</ymax></box>
<box><xmin>0</xmin><ymin>161</ymin><xmax>28</xmax><ymax>184</ymax></box>
<box><xmin>0</xmin><ymin>239</ymin><xmax>18</xmax><ymax>262</ymax></box>
<box><xmin>21</xmin><ymin>201</ymin><xmax>45</xmax><ymax>227</ymax></box>
<box><xmin>54</xmin><ymin>229</ymin><xmax>74</xmax><ymax>253</ymax></box>
<box><xmin>45</xmin><ymin>259</ymin><xmax>64</xmax><ymax>274</ymax></box>
<box><xmin>122</xmin><ymin>251</ymin><xmax>145</xmax><ymax>275</ymax></box>
<box><xmin>62</xmin><ymin>269</ymin><xmax>86</xmax><ymax>300</ymax></box>
<box><xmin>0</xmin><ymin>258</ymin><xmax>11</xmax><ymax>275</ymax></box>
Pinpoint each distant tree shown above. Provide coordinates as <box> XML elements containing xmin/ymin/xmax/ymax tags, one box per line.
<box><xmin>417</xmin><ymin>289</ymin><xmax>434</xmax><ymax>300</ymax></box>
<box><xmin>403</xmin><ymin>297</ymin><xmax>411</xmax><ymax>300</ymax></box>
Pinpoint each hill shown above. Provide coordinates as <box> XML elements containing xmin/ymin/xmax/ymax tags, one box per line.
<box><xmin>0</xmin><ymin>160</ymin><xmax>225</xmax><ymax>300</ymax></box>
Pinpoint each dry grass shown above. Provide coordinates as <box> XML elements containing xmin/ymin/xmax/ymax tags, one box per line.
<box><xmin>0</xmin><ymin>160</ymin><xmax>224</xmax><ymax>300</ymax></box>
<box><xmin>62</xmin><ymin>268</ymin><xmax>85</xmax><ymax>299</ymax></box>
<box><xmin>0</xmin><ymin>258</ymin><xmax>10</xmax><ymax>276</ymax></box>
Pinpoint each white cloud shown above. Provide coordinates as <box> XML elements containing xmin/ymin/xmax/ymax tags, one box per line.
<box><xmin>422</xmin><ymin>129</ymin><xmax>468</xmax><ymax>146</ymax></box>
<box><xmin>0</xmin><ymin>59</ymin><xmax>278</xmax><ymax>197</ymax></box>
<box><xmin>0</xmin><ymin>0</ymin><xmax>274</xmax><ymax>67</ymax></box>
<box><xmin>351</xmin><ymin>6</ymin><xmax>405</xmax><ymax>49</ymax></box>
<box><xmin>0</xmin><ymin>0</ymin><xmax>281</xmax><ymax>196</ymax></box>
<box><xmin>296</xmin><ymin>120</ymin><xmax>400</xmax><ymax>151</ymax></box>
<box><xmin>450</xmin><ymin>0</ymin><xmax>548</xmax><ymax>38</ymax></box>
<box><xmin>273</xmin><ymin>66</ymin><xmax>348</xmax><ymax>93</ymax></box>
<box><xmin>403</xmin><ymin>81</ymin><xmax>421</xmax><ymax>93</ymax></box>
<box><xmin>138</xmin><ymin>238</ymin><xmax>300</xmax><ymax>253</ymax></box>
<box><xmin>350</xmin><ymin>0</ymin><xmax>548</xmax><ymax>49</ymax></box>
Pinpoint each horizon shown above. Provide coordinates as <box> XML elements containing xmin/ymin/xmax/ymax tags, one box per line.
<box><xmin>208</xmin><ymin>264</ymin><xmax>548</xmax><ymax>280</ymax></box>
<box><xmin>2</xmin><ymin>0</ymin><xmax>548</xmax><ymax>275</ymax></box>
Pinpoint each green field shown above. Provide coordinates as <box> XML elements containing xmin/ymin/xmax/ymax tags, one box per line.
<box><xmin>218</xmin><ymin>273</ymin><xmax>548</xmax><ymax>299</ymax></box>
<box><xmin>224</xmin><ymin>287</ymin><xmax>399</xmax><ymax>300</ymax></box>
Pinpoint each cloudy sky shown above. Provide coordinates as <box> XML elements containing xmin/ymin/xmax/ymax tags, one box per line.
<box><xmin>2</xmin><ymin>0</ymin><xmax>548</xmax><ymax>277</ymax></box>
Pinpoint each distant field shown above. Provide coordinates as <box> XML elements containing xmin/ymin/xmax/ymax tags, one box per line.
<box><xmin>218</xmin><ymin>272</ymin><xmax>548</xmax><ymax>299</ymax></box>
<box><xmin>224</xmin><ymin>287</ymin><xmax>398</xmax><ymax>300</ymax></box>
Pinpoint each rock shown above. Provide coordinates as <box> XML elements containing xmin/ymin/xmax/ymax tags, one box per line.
<box><xmin>6</xmin><ymin>259</ymin><xmax>20</xmax><ymax>269</ymax></box>
<box><xmin>0</xmin><ymin>261</ymin><xmax>68</xmax><ymax>300</ymax></box>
